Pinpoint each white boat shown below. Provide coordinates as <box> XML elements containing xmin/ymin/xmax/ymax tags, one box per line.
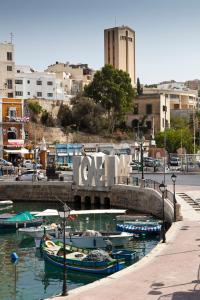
<box><xmin>54</xmin><ymin>209</ymin><xmax>132</xmax><ymax>249</ymax></box>
<box><xmin>0</xmin><ymin>200</ymin><xmax>13</xmax><ymax>206</ymax></box>
<box><xmin>18</xmin><ymin>224</ymin><xmax>58</xmax><ymax>238</ymax></box>
<box><xmin>62</xmin><ymin>230</ymin><xmax>132</xmax><ymax>249</ymax></box>
<box><xmin>34</xmin><ymin>208</ymin><xmax>132</xmax><ymax>248</ymax></box>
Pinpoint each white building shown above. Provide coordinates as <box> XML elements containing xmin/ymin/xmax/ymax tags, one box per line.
<box><xmin>15</xmin><ymin>65</ymin><xmax>71</xmax><ymax>101</ymax></box>
<box><xmin>15</xmin><ymin>65</ymin><xmax>56</xmax><ymax>100</ymax></box>
<box><xmin>0</xmin><ymin>42</ymin><xmax>15</xmax><ymax>98</ymax></box>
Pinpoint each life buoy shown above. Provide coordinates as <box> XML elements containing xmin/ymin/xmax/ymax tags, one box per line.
<box><xmin>45</xmin><ymin>240</ymin><xmax>56</xmax><ymax>248</ymax></box>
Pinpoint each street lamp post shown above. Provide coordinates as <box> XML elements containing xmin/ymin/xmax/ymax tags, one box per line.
<box><xmin>171</xmin><ymin>173</ymin><xmax>177</xmax><ymax>222</ymax></box>
<box><xmin>159</xmin><ymin>181</ymin><xmax>166</xmax><ymax>243</ymax></box>
<box><xmin>140</xmin><ymin>140</ymin><xmax>144</xmax><ymax>180</ymax></box>
<box><xmin>59</xmin><ymin>203</ymin><xmax>71</xmax><ymax>296</ymax></box>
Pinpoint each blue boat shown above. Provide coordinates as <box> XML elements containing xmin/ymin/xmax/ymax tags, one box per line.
<box><xmin>112</xmin><ymin>249</ymin><xmax>138</xmax><ymax>261</ymax></box>
<box><xmin>43</xmin><ymin>248</ymin><xmax>125</xmax><ymax>275</ymax></box>
<box><xmin>116</xmin><ymin>222</ymin><xmax>161</xmax><ymax>235</ymax></box>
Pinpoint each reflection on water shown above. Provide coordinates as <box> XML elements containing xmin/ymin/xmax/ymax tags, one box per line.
<box><xmin>0</xmin><ymin>201</ymin><xmax>159</xmax><ymax>300</ymax></box>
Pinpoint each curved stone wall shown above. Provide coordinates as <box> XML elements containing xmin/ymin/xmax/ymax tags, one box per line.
<box><xmin>0</xmin><ymin>181</ymin><xmax>174</xmax><ymax>222</ymax></box>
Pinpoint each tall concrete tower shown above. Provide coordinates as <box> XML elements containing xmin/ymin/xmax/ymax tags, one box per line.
<box><xmin>104</xmin><ymin>25</ymin><xmax>136</xmax><ymax>86</ymax></box>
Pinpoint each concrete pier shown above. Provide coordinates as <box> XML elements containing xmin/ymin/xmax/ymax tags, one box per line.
<box><xmin>46</xmin><ymin>185</ymin><xmax>200</xmax><ymax>300</ymax></box>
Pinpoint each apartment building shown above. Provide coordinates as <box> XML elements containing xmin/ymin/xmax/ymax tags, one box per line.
<box><xmin>104</xmin><ymin>25</ymin><xmax>136</xmax><ymax>86</ymax></box>
<box><xmin>0</xmin><ymin>98</ymin><xmax>27</xmax><ymax>160</ymax></box>
<box><xmin>0</xmin><ymin>42</ymin><xmax>15</xmax><ymax>98</ymax></box>
<box><xmin>127</xmin><ymin>88</ymin><xmax>198</xmax><ymax>137</ymax></box>
<box><xmin>15</xmin><ymin>66</ymin><xmax>57</xmax><ymax>100</ymax></box>
<box><xmin>45</xmin><ymin>62</ymin><xmax>94</xmax><ymax>95</ymax></box>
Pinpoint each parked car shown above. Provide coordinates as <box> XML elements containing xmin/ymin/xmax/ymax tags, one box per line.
<box><xmin>144</xmin><ymin>157</ymin><xmax>155</xmax><ymax>167</ymax></box>
<box><xmin>169</xmin><ymin>157</ymin><xmax>180</xmax><ymax>167</ymax></box>
<box><xmin>130</xmin><ymin>160</ymin><xmax>142</xmax><ymax>171</ymax></box>
<box><xmin>16</xmin><ymin>170</ymin><xmax>45</xmax><ymax>181</ymax></box>
<box><xmin>0</xmin><ymin>158</ymin><xmax>13</xmax><ymax>166</ymax></box>
<box><xmin>22</xmin><ymin>160</ymin><xmax>42</xmax><ymax>169</ymax></box>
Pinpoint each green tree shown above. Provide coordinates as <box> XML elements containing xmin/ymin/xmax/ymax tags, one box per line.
<box><xmin>41</xmin><ymin>110</ymin><xmax>55</xmax><ymax>127</ymax></box>
<box><xmin>71</xmin><ymin>96</ymin><xmax>106</xmax><ymax>134</ymax></box>
<box><xmin>155</xmin><ymin>128</ymin><xmax>193</xmax><ymax>153</ymax></box>
<box><xmin>57</xmin><ymin>103</ymin><xmax>73</xmax><ymax>127</ymax></box>
<box><xmin>28</xmin><ymin>100</ymin><xmax>42</xmax><ymax>115</ymax></box>
<box><xmin>84</xmin><ymin>64</ymin><xmax>135</xmax><ymax>133</ymax></box>
<box><xmin>28</xmin><ymin>100</ymin><xmax>42</xmax><ymax>122</ymax></box>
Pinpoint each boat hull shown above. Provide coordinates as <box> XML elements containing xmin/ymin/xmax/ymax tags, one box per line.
<box><xmin>44</xmin><ymin>252</ymin><xmax>125</xmax><ymax>275</ymax></box>
<box><xmin>18</xmin><ymin>226</ymin><xmax>55</xmax><ymax>238</ymax></box>
<box><xmin>55</xmin><ymin>233</ymin><xmax>131</xmax><ymax>249</ymax></box>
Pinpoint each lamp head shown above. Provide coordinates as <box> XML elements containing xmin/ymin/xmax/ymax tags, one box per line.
<box><xmin>171</xmin><ymin>173</ymin><xmax>177</xmax><ymax>183</ymax></box>
<box><xmin>159</xmin><ymin>181</ymin><xmax>166</xmax><ymax>193</ymax></box>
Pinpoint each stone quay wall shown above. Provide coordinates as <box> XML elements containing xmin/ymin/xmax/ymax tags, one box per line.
<box><xmin>0</xmin><ymin>181</ymin><xmax>174</xmax><ymax>222</ymax></box>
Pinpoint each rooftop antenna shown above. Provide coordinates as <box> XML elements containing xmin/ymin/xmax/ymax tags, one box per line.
<box><xmin>10</xmin><ymin>32</ymin><xmax>14</xmax><ymax>44</ymax></box>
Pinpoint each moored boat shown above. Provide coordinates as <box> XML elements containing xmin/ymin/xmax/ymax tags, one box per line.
<box><xmin>0</xmin><ymin>211</ymin><xmax>42</xmax><ymax>231</ymax></box>
<box><xmin>43</xmin><ymin>245</ymin><xmax>125</xmax><ymax>275</ymax></box>
<box><xmin>48</xmin><ymin>229</ymin><xmax>132</xmax><ymax>249</ymax></box>
<box><xmin>116</xmin><ymin>222</ymin><xmax>161</xmax><ymax>235</ymax></box>
<box><xmin>18</xmin><ymin>223</ymin><xmax>58</xmax><ymax>238</ymax></box>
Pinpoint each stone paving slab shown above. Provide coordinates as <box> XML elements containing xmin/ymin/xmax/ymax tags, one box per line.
<box><xmin>46</xmin><ymin>186</ymin><xmax>200</xmax><ymax>300</ymax></box>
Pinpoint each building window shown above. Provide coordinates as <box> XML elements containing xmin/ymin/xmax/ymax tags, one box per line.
<box><xmin>7</xmin><ymin>65</ymin><xmax>12</xmax><ymax>71</ymax></box>
<box><xmin>15</xmin><ymin>91</ymin><xmax>23</xmax><ymax>96</ymax></box>
<box><xmin>8</xmin><ymin>107</ymin><xmax>16</xmax><ymax>119</ymax></box>
<box><xmin>27</xmin><ymin>80</ymin><xmax>30</xmax><ymax>84</ymax></box>
<box><xmin>27</xmin><ymin>92</ymin><xmax>30</xmax><ymax>95</ymax></box>
<box><xmin>15</xmin><ymin>79</ymin><xmax>23</xmax><ymax>84</ymax></box>
<box><xmin>174</xmin><ymin>104</ymin><xmax>179</xmax><ymax>109</ymax></box>
<box><xmin>131</xmin><ymin>119</ymin><xmax>139</xmax><ymax>129</ymax></box>
<box><xmin>7</xmin><ymin>52</ymin><xmax>12</xmax><ymax>61</ymax></box>
<box><xmin>37</xmin><ymin>92</ymin><xmax>42</xmax><ymax>97</ymax></box>
<box><xmin>133</xmin><ymin>104</ymin><xmax>139</xmax><ymax>114</ymax></box>
<box><xmin>37</xmin><ymin>80</ymin><xmax>42</xmax><ymax>85</ymax></box>
<box><xmin>47</xmin><ymin>93</ymin><xmax>53</xmax><ymax>97</ymax></box>
<box><xmin>7</xmin><ymin>79</ymin><xmax>13</xmax><ymax>89</ymax></box>
<box><xmin>7</xmin><ymin>127</ymin><xmax>17</xmax><ymax>140</ymax></box>
<box><xmin>47</xmin><ymin>81</ymin><xmax>53</xmax><ymax>85</ymax></box>
<box><xmin>146</xmin><ymin>104</ymin><xmax>152</xmax><ymax>114</ymax></box>
<box><xmin>146</xmin><ymin>121</ymin><xmax>152</xmax><ymax>129</ymax></box>
<box><xmin>8</xmin><ymin>93</ymin><xmax>13</xmax><ymax>97</ymax></box>
<box><xmin>17</xmin><ymin>70</ymin><xmax>20</xmax><ymax>73</ymax></box>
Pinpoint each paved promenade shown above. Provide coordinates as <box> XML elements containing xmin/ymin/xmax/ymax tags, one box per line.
<box><xmin>47</xmin><ymin>185</ymin><xmax>200</xmax><ymax>300</ymax></box>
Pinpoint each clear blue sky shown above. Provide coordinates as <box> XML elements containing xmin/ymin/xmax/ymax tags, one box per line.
<box><xmin>0</xmin><ymin>0</ymin><xmax>200</xmax><ymax>84</ymax></box>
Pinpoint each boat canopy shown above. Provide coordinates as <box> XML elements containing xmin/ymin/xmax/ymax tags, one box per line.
<box><xmin>7</xmin><ymin>211</ymin><xmax>36</xmax><ymax>222</ymax></box>
<box><xmin>34</xmin><ymin>209</ymin><xmax>59</xmax><ymax>217</ymax></box>
<box><xmin>34</xmin><ymin>209</ymin><xmax>126</xmax><ymax>218</ymax></box>
<box><xmin>59</xmin><ymin>209</ymin><xmax>126</xmax><ymax>218</ymax></box>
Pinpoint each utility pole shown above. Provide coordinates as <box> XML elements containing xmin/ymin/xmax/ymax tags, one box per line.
<box><xmin>163</xmin><ymin>94</ymin><xmax>167</xmax><ymax>186</ymax></box>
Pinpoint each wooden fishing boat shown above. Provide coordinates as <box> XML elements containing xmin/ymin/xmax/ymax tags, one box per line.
<box><xmin>42</xmin><ymin>239</ymin><xmax>137</xmax><ymax>263</ymax></box>
<box><xmin>43</xmin><ymin>247</ymin><xmax>125</xmax><ymax>275</ymax></box>
<box><xmin>0</xmin><ymin>211</ymin><xmax>42</xmax><ymax>230</ymax></box>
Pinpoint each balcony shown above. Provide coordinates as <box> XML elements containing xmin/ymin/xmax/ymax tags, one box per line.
<box><xmin>1</xmin><ymin>116</ymin><xmax>29</xmax><ymax>124</ymax></box>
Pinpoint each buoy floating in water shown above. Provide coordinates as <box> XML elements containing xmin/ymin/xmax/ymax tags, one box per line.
<box><xmin>11</xmin><ymin>252</ymin><xmax>19</xmax><ymax>263</ymax></box>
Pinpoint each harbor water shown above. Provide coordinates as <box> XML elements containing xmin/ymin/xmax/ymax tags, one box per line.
<box><xmin>0</xmin><ymin>202</ymin><xmax>160</xmax><ymax>300</ymax></box>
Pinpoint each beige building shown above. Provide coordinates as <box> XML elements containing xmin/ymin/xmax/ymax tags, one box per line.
<box><xmin>45</xmin><ymin>62</ymin><xmax>94</xmax><ymax>95</ymax></box>
<box><xmin>127</xmin><ymin>88</ymin><xmax>198</xmax><ymax>137</ymax></box>
<box><xmin>104</xmin><ymin>26</ymin><xmax>136</xmax><ymax>86</ymax></box>
<box><xmin>0</xmin><ymin>42</ymin><xmax>15</xmax><ymax>98</ymax></box>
